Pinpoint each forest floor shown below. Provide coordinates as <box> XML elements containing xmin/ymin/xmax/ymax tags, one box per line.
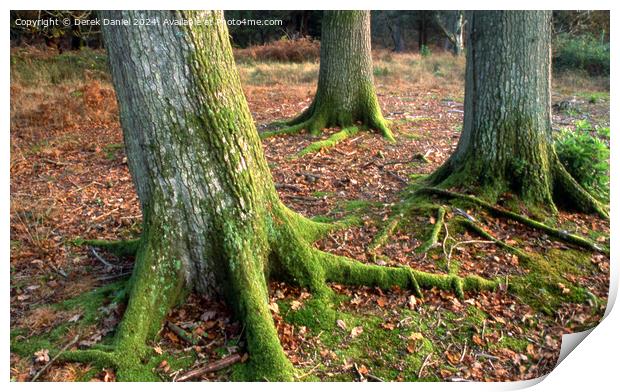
<box><xmin>10</xmin><ymin>47</ymin><xmax>610</xmax><ymax>382</ymax></box>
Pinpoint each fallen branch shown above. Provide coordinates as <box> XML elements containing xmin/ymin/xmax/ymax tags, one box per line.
<box><xmin>175</xmin><ymin>353</ymin><xmax>242</xmax><ymax>381</ymax></box>
<box><xmin>417</xmin><ymin>187</ymin><xmax>608</xmax><ymax>255</ymax></box>
<box><xmin>90</xmin><ymin>247</ymin><xmax>124</xmax><ymax>270</ymax></box>
<box><xmin>31</xmin><ymin>335</ymin><xmax>80</xmax><ymax>381</ymax></box>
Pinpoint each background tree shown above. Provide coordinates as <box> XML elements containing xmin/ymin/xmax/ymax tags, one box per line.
<box><xmin>61</xmin><ymin>10</ymin><xmax>495</xmax><ymax>381</ymax></box>
<box><xmin>264</xmin><ymin>10</ymin><xmax>395</xmax><ymax>141</ymax></box>
<box><xmin>428</xmin><ymin>10</ymin><xmax>607</xmax><ymax>217</ymax></box>
<box><xmin>435</xmin><ymin>11</ymin><xmax>465</xmax><ymax>56</ymax></box>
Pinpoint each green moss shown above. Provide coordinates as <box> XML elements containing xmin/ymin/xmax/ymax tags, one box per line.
<box><xmin>336</xmin><ymin>199</ymin><xmax>383</xmax><ymax>214</ymax></box>
<box><xmin>509</xmin><ymin>248</ymin><xmax>596</xmax><ymax>314</ymax></box>
<box><xmin>72</xmin><ymin>237</ymin><xmax>141</xmax><ymax>258</ymax></box>
<box><xmin>281</xmin><ymin>292</ymin><xmax>345</xmax><ymax>331</ymax></box>
<box><xmin>11</xmin><ymin>280</ymin><xmax>126</xmax><ymax>361</ymax></box>
<box><xmin>489</xmin><ymin>336</ymin><xmax>530</xmax><ymax>352</ymax></box>
<box><xmin>103</xmin><ymin>143</ymin><xmax>125</xmax><ymax>160</ymax></box>
<box><xmin>295</xmin><ymin>127</ymin><xmax>359</xmax><ymax>157</ymax></box>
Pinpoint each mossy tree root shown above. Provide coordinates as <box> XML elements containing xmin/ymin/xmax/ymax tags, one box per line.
<box><xmin>262</xmin><ymin>104</ymin><xmax>395</xmax><ymax>142</ymax></box>
<box><xmin>417</xmin><ymin>187</ymin><xmax>609</xmax><ymax>255</ymax></box>
<box><xmin>295</xmin><ymin>126</ymin><xmax>359</xmax><ymax>157</ymax></box>
<box><xmin>317</xmin><ymin>248</ymin><xmax>499</xmax><ymax>299</ymax></box>
<box><xmin>260</xmin><ymin>118</ymin><xmax>320</xmax><ymax>140</ymax></box>
<box><xmin>456</xmin><ymin>218</ymin><xmax>531</xmax><ymax>261</ymax></box>
<box><xmin>72</xmin><ymin>238</ymin><xmax>141</xmax><ymax>258</ymax></box>
<box><xmin>60</xmin><ymin>214</ymin><xmax>189</xmax><ymax>381</ymax></box>
<box><xmin>416</xmin><ymin>206</ymin><xmax>446</xmax><ymax>254</ymax></box>
<box><xmin>367</xmin><ymin>213</ymin><xmax>402</xmax><ymax>255</ymax></box>
<box><xmin>62</xmin><ymin>204</ymin><xmax>499</xmax><ymax>382</ymax></box>
<box><xmin>552</xmin><ymin>156</ymin><xmax>609</xmax><ymax>219</ymax></box>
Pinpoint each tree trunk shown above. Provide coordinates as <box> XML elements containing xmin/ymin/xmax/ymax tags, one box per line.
<box><xmin>435</xmin><ymin>11</ymin><xmax>465</xmax><ymax>56</ymax></box>
<box><xmin>274</xmin><ymin>10</ymin><xmax>394</xmax><ymax>141</ymax></box>
<box><xmin>389</xmin><ymin>18</ymin><xmax>405</xmax><ymax>52</ymax></box>
<box><xmin>418</xmin><ymin>11</ymin><xmax>428</xmax><ymax>51</ymax></box>
<box><xmin>59</xmin><ymin>10</ymin><xmax>496</xmax><ymax>381</ymax></box>
<box><xmin>453</xmin><ymin>11</ymin><xmax>465</xmax><ymax>56</ymax></box>
<box><xmin>429</xmin><ymin>11</ymin><xmax>606</xmax><ymax>217</ymax></box>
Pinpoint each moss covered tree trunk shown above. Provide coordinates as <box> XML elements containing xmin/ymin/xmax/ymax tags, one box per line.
<box><xmin>271</xmin><ymin>10</ymin><xmax>394</xmax><ymax>141</ymax></box>
<box><xmin>62</xmin><ymin>10</ymin><xmax>500</xmax><ymax>381</ymax></box>
<box><xmin>429</xmin><ymin>11</ymin><xmax>606</xmax><ymax>217</ymax></box>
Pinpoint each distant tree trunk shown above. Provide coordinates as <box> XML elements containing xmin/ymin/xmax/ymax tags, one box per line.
<box><xmin>435</xmin><ymin>11</ymin><xmax>465</xmax><ymax>56</ymax></box>
<box><xmin>62</xmin><ymin>9</ymin><xmax>479</xmax><ymax>381</ymax></box>
<box><xmin>429</xmin><ymin>11</ymin><xmax>606</xmax><ymax>217</ymax></box>
<box><xmin>389</xmin><ymin>18</ymin><xmax>405</xmax><ymax>52</ymax></box>
<box><xmin>418</xmin><ymin>11</ymin><xmax>429</xmax><ymax>51</ymax></box>
<box><xmin>272</xmin><ymin>10</ymin><xmax>394</xmax><ymax>141</ymax></box>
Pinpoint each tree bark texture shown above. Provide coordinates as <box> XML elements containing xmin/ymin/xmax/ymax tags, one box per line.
<box><xmin>62</xmin><ymin>10</ymin><xmax>501</xmax><ymax>381</ymax></box>
<box><xmin>430</xmin><ymin>11</ymin><xmax>606</xmax><ymax>217</ymax></box>
<box><xmin>282</xmin><ymin>10</ymin><xmax>394</xmax><ymax>140</ymax></box>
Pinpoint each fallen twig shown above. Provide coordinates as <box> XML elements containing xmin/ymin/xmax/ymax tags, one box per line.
<box><xmin>31</xmin><ymin>335</ymin><xmax>80</xmax><ymax>381</ymax></box>
<box><xmin>175</xmin><ymin>353</ymin><xmax>242</xmax><ymax>381</ymax></box>
<box><xmin>418</xmin><ymin>353</ymin><xmax>432</xmax><ymax>379</ymax></box>
<box><xmin>166</xmin><ymin>321</ymin><xmax>198</xmax><ymax>346</ymax></box>
<box><xmin>90</xmin><ymin>247</ymin><xmax>123</xmax><ymax>269</ymax></box>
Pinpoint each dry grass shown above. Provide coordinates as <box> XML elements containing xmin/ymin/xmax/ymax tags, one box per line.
<box><xmin>18</xmin><ymin>306</ymin><xmax>66</xmax><ymax>334</ymax></box>
<box><xmin>236</xmin><ymin>49</ymin><xmax>466</xmax><ymax>91</ymax></box>
<box><xmin>234</xmin><ymin>37</ymin><xmax>320</xmax><ymax>63</ymax></box>
<box><xmin>553</xmin><ymin>69</ymin><xmax>610</xmax><ymax>94</ymax></box>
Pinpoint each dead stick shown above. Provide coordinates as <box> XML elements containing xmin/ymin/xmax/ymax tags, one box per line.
<box><xmin>176</xmin><ymin>354</ymin><xmax>242</xmax><ymax>381</ymax></box>
<box><xmin>31</xmin><ymin>335</ymin><xmax>80</xmax><ymax>381</ymax></box>
<box><xmin>418</xmin><ymin>353</ymin><xmax>432</xmax><ymax>379</ymax></box>
<box><xmin>166</xmin><ymin>321</ymin><xmax>198</xmax><ymax>345</ymax></box>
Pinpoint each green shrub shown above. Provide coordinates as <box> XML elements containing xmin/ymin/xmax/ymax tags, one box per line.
<box><xmin>420</xmin><ymin>45</ymin><xmax>431</xmax><ymax>57</ymax></box>
<box><xmin>553</xmin><ymin>33</ymin><xmax>610</xmax><ymax>76</ymax></box>
<box><xmin>555</xmin><ymin>120</ymin><xmax>609</xmax><ymax>201</ymax></box>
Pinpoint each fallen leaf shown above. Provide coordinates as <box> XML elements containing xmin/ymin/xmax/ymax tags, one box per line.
<box><xmin>268</xmin><ymin>302</ymin><xmax>279</xmax><ymax>314</ymax></box>
<box><xmin>350</xmin><ymin>326</ymin><xmax>364</xmax><ymax>338</ymax></box>
<box><xmin>409</xmin><ymin>332</ymin><xmax>424</xmax><ymax>341</ymax></box>
<box><xmin>407</xmin><ymin>295</ymin><xmax>417</xmax><ymax>309</ymax></box>
<box><xmin>472</xmin><ymin>334</ymin><xmax>485</xmax><ymax>346</ymax></box>
<box><xmin>336</xmin><ymin>319</ymin><xmax>347</xmax><ymax>330</ymax></box>
<box><xmin>200</xmin><ymin>310</ymin><xmax>217</xmax><ymax>321</ymax></box>
<box><xmin>34</xmin><ymin>349</ymin><xmax>50</xmax><ymax>364</ymax></box>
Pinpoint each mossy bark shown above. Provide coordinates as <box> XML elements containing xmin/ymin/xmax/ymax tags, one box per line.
<box><xmin>62</xmin><ymin>10</ymin><xmax>497</xmax><ymax>381</ymax></box>
<box><xmin>429</xmin><ymin>11</ymin><xmax>607</xmax><ymax>218</ymax></box>
<box><xmin>266</xmin><ymin>11</ymin><xmax>394</xmax><ymax>141</ymax></box>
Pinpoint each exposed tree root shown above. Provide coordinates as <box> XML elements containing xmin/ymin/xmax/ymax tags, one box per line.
<box><xmin>61</xmin><ymin>205</ymin><xmax>499</xmax><ymax>381</ymax></box>
<box><xmin>416</xmin><ymin>206</ymin><xmax>446</xmax><ymax>254</ymax></box>
<box><xmin>260</xmin><ymin>118</ymin><xmax>317</xmax><ymax>139</ymax></box>
<box><xmin>72</xmin><ymin>238</ymin><xmax>141</xmax><ymax>258</ymax></box>
<box><xmin>261</xmin><ymin>108</ymin><xmax>395</xmax><ymax>142</ymax></box>
<box><xmin>367</xmin><ymin>214</ymin><xmax>402</xmax><ymax>256</ymax></box>
<box><xmin>417</xmin><ymin>187</ymin><xmax>608</xmax><ymax>255</ymax></box>
<box><xmin>295</xmin><ymin>126</ymin><xmax>359</xmax><ymax>157</ymax></box>
<box><xmin>552</xmin><ymin>156</ymin><xmax>610</xmax><ymax>219</ymax></box>
<box><xmin>456</xmin><ymin>218</ymin><xmax>531</xmax><ymax>261</ymax></box>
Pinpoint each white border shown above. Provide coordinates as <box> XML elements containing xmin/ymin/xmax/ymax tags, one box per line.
<box><xmin>4</xmin><ymin>2</ymin><xmax>617</xmax><ymax>391</ymax></box>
